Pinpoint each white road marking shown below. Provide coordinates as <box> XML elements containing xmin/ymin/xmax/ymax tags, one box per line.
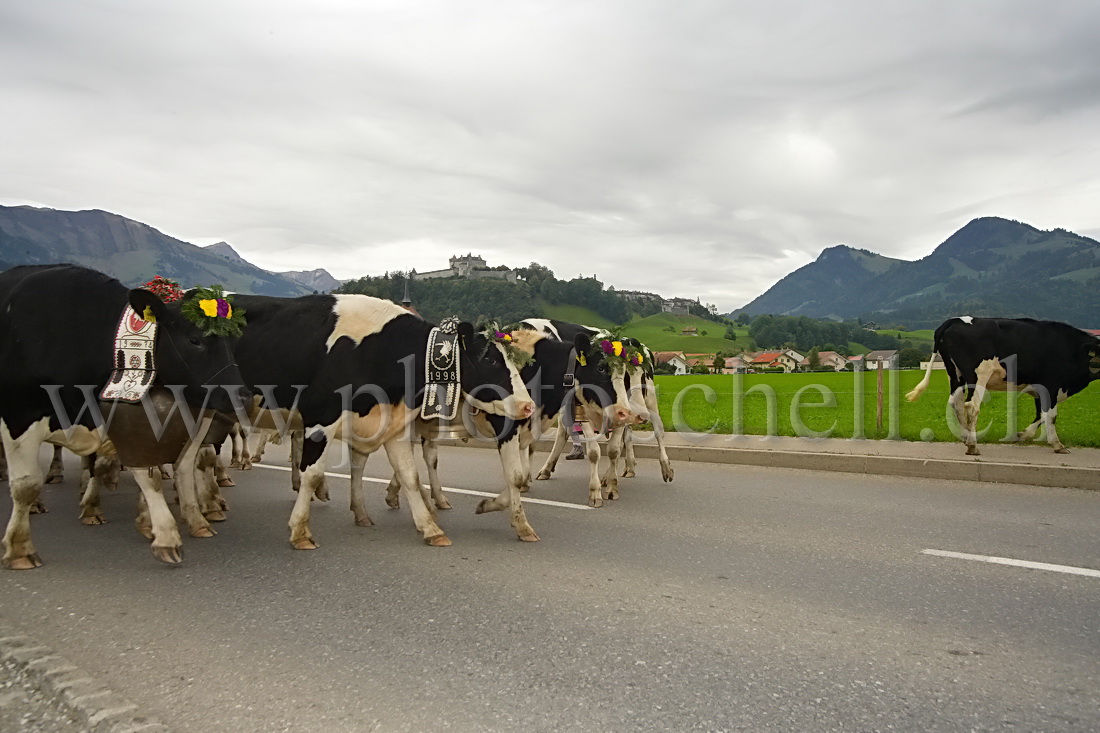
<box><xmin>253</xmin><ymin>463</ymin><xmax>593</xmax><ymax>510</ymax></box>
<box><xmin>923</xmin><ymin>549</ymin><xmax>1100</xmax><ymax>579</ymax></box>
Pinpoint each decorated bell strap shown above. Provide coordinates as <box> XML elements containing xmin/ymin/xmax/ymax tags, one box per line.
<box><xmin>101</xmin><ymin>305</ymin><xmax>158</xmax><ymax>403</ymax></box>
<box><xmin>422</xmin><ymin>316</ymin><xmax>462</xmax><ymax>420</ymax></box>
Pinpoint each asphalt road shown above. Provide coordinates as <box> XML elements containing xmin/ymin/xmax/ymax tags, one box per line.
<box><xmin>0</xmin><ymin>443</ymin><xmax>1098</xmax><ymax>732</ymax></box>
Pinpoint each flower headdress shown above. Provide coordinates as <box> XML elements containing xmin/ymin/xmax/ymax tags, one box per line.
<box><xmin>595</xmin><ymin>331</ymin><xmax>646</xmax><ymax>371</ymax></box>
<box><xmin>483</xmin><ymin>322</ymin><xmax>533</xmax><ymax>368</ymax></box>
<box><xmin>142</xmin><ymin>275</ymin><xmax>184</xmax><ymax>303</ymax></box>
<box><xmin>180</xmin><ymin>285</ymin><xmax>246</xmax><ymax>337</ymax></box>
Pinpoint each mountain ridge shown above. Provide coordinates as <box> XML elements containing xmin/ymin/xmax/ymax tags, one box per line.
<box><xmin>0</xmin><ymin>205</ymin><xmax>312</xmax><ymax>296</ymax></box>
<box><xmin>734</xmin><ymin>216</ymin><xmax>1100</xmax><ymax>328</ymax></box>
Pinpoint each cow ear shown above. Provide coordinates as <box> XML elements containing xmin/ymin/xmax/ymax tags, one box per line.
<box><xmin>573</xmin><ymin>332</ymin><xmax>591</xmax><ymax>355</ymax></box>
<box><xmin>457</xmin><ymin>321</ymin><xmax>475</xmax><ymax>346</ymax></box>
<box><xmin>128</xmin><ymin>289</ymin><xmax>167</xmax><ymax>323</ymax></box>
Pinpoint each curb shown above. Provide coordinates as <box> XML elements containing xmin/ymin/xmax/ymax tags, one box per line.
<box><xmin>0</xmin><ymin>616</ymin><xmax>173</xmax><ymax>733</ymax></box>
<box><xmin>438</xmin><ymin>439</ymin><xmax>1100</xmax><ymax>491</ymax></box>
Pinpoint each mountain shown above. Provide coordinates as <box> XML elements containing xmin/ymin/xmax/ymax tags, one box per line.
<box><xmin>734</xmin><ymin>217</ymin><xmax>1100</xmax><ymax>328</ymax></box>
<box><xmin>0</xmin><ymin>205</ymin><xmax>312</xmax><ymax>296</ymax></box>
<box><xmin>278</xmin><ymin>268</ymin><xmax>342</xmax><ymax>293</ymax></box>
<box><xmin>735</xmin><ymin>245</ymin><xmax>904</xmax><ymax>320</ymax></box>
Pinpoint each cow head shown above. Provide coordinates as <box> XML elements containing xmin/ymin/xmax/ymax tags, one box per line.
<box><xmin>510</xmin><ymin>331</ymin><xmax>623</xmax><ymax>425</ymax></box>
<box><xmin>456</xmin><ymin>322</ymin><xmax>535</xmax><ymax>420</ymax></box>
<box><xmin>130</xmin><ymin>288</ymin><xmax>250</xmax><ymax>415</ymax></box>
<box><xmin>621</xmin><ymin>337</ymin><xmax>653</xmax><ymax>422</ymax></box>
<box><xmin>574</xmin><ymin>334</ymin><xmax>641</xmax><ymax>428</ymax></box>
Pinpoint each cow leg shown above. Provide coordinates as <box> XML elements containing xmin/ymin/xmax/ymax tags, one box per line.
<box><xmin>197</xmin><ymin>446</ymin><xmax>227</xmax><ymax>521</ymax></box>
<box><xmin>44</xmin><ymin>445</ymin><xmax>64</xmax><ymax>485</ymax></box>
<box><xmin>290</xmin><ymin>429</ymin><xmax>303</xmax><ymax>493</ymax></box>
<box><xmin>384</xmin><ymin>439</ymin><xmax>450</xmax><ymax>547</ymax></box>
<box><xmin>579</xmin><ymin>422</ymin><xmax>604</xmax><ymax>508</ymax></box>
<box><xmin>475</xmin><ymin>436</ymin><xmax>539</xmax><ymax>542</ymax></box>
<box><xmin>214</xmin><ymin>452</ymin><xmax>235</xmax><ymax>489</ymax></box>
<box><xmin>348</xmin><ymin>448</ymin><xmax>375</xmax><ymax>526</ymax></box>
<box><xmin>251</xmin><ymin>429</ymin><xmax>270</xmax><ymax>463</ymax></box>
<box><xmin>1</xmin><ymin>420</ymin><xmax>49</xmax><ymax>569</ymax></box>
<box><xmin>0</xmin><ymin>443</ymin><xmax>6</xmax><ymax>481</ymax></box>
<box><xmin>621</xmin><ymin>426</ymin><xmax>637</xmax><ymax>478</ymax></box>
<box><xmin>78</xmin><ymin>453</ymin><xmax>116</xmax><ymax>526</ymax></box>
<box><xmin>172</xmin><ymin>432</ymin><xmax>216</xmax><ymax>538</ymax></box>
<box><xmin>535</xmin><ymin>420</ymin><xmax>571</xmax><ymax>480</ymax></box>
<box><xmin>1013</xmin><ymin>396</ymin><xmax>1044</xmax><ymax>443</ymax></box>
<box><xmin>132</xmin><ymin>467</ymin><xmax>184</xmax><ymax>564</ymax></box>
<box><xmin>288</xmin><ymin>432</ymin><xmax>329</xmax><ymax>550</ymax></box>
<box><xmin>601</xmin><ymin>426</ymin><xmax>625</xmax><ymax>500</ymax></box>
<box><xmin>650</xmin><ymin>404</ymin><xmax>675</xmax><ymax>482</ymax></box>
<box><xmin>421</xmin><ymin>437</ymin><xmax>451</xmax><ymax>510</ymax></box>
<box><xmin>1040</xmin><ymin>388</ymin><xmax>1070</xmax><ymax>453</ymax></box>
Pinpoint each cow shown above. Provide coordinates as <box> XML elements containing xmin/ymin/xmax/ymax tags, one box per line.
<box><xmin>906</xmin><ymin>316</ymin><xmax>1100</xmax><ymax>455</ymax></box>
<box><xmin>0</xmin><ymin>264</ymin><xmax>248</xmax><ymax>568</ymax></box>
<box><xmin>381</xmin><ymin>325</ymin><xmax>628</xmax><ymax>536</ymax></box>
<box><xmin>223</xmin><ymin>293</ymin><xmax>536</xmax><ymax>549</ymax></box>
<box><xmin>522</xmin><ymin>320</ymin><xmax>668</xmax><ymax>503</ymax></box>
<box><xmin>614</xmin><ymin>338</ymin><xmax>675</xmax><ymax>484</ymax></box>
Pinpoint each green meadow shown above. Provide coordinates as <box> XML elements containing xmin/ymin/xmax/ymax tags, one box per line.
<box><xmin>652</xmin><ymin>370</ymin><xmax>1100</xmax><ymax>448</ymax></box>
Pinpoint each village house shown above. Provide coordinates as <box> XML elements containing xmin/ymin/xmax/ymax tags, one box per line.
<box><xmin>652</xmin><ymin>351</ymin><xmax>689</xmax><ymax>375</ymax></box>
<box><xmin>680</xmin><ymin>325</ymin><xmax>698</xmax><ymax>336</ymax></box>
<box><xmin>723</xmin><ymin>356</ymin><xmax>749</xmax><ymax>374</ymax></box>
<box><xmin>798</xmin><ymin>350</ymin><xmax>850</xmax><ymax>371</ymax></box>
<box><xmin>862</xmin><ymin>350</ymin><xmax>899</xmax><ymax>370</ymax></box>
<box><xmin>744</xmin><ymin>349</ymin><xmax>803</xmax><ymax>373</ymax></box>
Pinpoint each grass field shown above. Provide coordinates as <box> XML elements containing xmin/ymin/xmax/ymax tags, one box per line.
<box><xmin>620</xmin><ymin>312</ymin><xmax>752</xmax><ymax>353</ymax></box>
<box><xmin>535</xmin><ymin>300</ymin><xmax>616</xmax><ymax>329</ymax></box>
<box><xmin>652</xmin><ymin>370</ymin><xmax>1100</xmax><ymax>448</ymax></box>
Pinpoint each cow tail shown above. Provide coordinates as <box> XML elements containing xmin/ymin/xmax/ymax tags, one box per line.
<box><xmin>905</xmin><ymin>353</ymin><xmax>938</xmax><ymax>402</ymax></box>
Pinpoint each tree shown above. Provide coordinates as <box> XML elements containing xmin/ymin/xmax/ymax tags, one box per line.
<box><xmin>899</xmin><ymin>347</ymin><xmax>925</xmax><ymax>368</ymax></box>
<box><xmin>712</xmin><ymin>355</ymin><xmax>725</xmax><ymax>373</ymax></box>
<box><xmin>724</xmin><ymin>326</ymin><xmax>737</xmax><ymax>340</ymax></box>
<box><xmin>736</xmin><ymin>312</ymin><xmax>752</xmax><ymax>326</ymax></box>
<box><xmin>807</xmin><ymin>347</ymin><xmax>821</xmax><ymax>371</ymax></box>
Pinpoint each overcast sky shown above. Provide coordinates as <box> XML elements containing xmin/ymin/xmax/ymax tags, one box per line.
<box><xmin>3</xmin><ymin>1</ymin><xmax>1099</xmax><ymax>312</ymax></box>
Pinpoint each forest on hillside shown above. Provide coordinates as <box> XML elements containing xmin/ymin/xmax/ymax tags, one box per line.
<box><xmin>337</xmin><ymin>263</ymin><xmax>638</xmax><ymax>325</ymax></box>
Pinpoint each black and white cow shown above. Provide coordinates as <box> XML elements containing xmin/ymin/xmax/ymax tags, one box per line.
<box><xmin>0</xmin><ymin>265</ymin><xmax>248</xmax><ymax>569</ymax></box>
<box><xmin>615</xmin><ymin>339</ymin><xmax>674</xmax><ymax>484</ymax></box>
<box><xmin>226</xmin><ymin>293</ymin><xmax>535</xmax><ymax>549</ymax></box>
<box><xmin>382</xmin><ymin>326</ymin><xmax>626</xmax><ymax>536</ymax></box>
<box><xmin>906</xmin><ymin>316</ymin><xmax>1100</xmax><ymax>455</ymax></box>
<box><xmin>516</xmin><ymin>319</ymin><xmax>649</xmax><ymax>506</ymax></box>
<box><xmin>519</xmin><ymin>319</ymin><xmax>674</xmax><ymax>503</ymax></box>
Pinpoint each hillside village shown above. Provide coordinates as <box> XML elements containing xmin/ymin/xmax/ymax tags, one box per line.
<box><xmin>652</xmin><ymin>348</ymin><xmax>904</xmax><ymax>375</ymax></box>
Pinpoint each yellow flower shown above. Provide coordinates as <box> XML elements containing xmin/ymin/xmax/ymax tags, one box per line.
<box><xmin>199</xmin><ymin>299</ymin><xmax>218</xmax><ymax>317</ymax></box>
<box><xmin>225</xmin><ymin>304</ymin><xmax>232</xmax><ymax>318</ymax></box>
<box><xmin>612</xmin><ymin>341</ymin><xmax>623</xmax><ymax>356</ymax></box>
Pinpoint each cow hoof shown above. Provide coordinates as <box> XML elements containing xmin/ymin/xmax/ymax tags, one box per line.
<box><xmin>535</xmin><ymin>471</ymin><xmax>551</xmax><ymax>481</ymax></box>
<box><xmin>229</xmin><ymin>461</ymin><xmax>243</xmax><ymax>469</ymax></box>
<box><xmin>3</xmin><ymin>554</ymin><xmax>43</xmax><ymax>570</ymax></box>
<box><xmin>607</xmin><ymin>488</ymin><xmax>619</xmax><ymax>501</ymax></box>
<box><xmin>662</xmin><ymin>466</ymin><xmax>675</xmax><ymax>482</ymax></box>
<box><xmin>29</xmin><ymin>501</ymin><xmax>47</xmax><ymax>514</ymax></box>
<box><xmin>518</xmin><ymin>531</ymin><xmax>540</xmax><ymax>542</ymax></box>
<box><xmin>314</xmin><ymin>488</ymin><xmax>330</xmax><ymax>502</ymax></box>
<box><xmin>80</xmin><ymin>515</ymin><xmax>108</xmax><ymax>526</ymax></box>
<box><xmin>152</xmin><ymin>545</ymin><xmax>182</xmax><ymax>564</ymax></box>
<box><xmin>159</xmin><ymin>469</ymin><xmax>171</xmax><ymax>479</ymax></box>
<box><xmin>241</xmin><ymin>461</ymin><xmax>252</xmax><ymax>470</ymax></box>
<box><xmin>203</xmin><ymin>511</ymin><xmax>227</xmax><ymax>522</ymax></box>
<box><xmin>589</xmin><ymin>496</ymin><xmax>603</xmax><ymax>508</ymax></box>
<box><xmin>217</xmin><ymin>478</ymin><xmax>235</xmax><ymax>488</ymax></box>
<box><xmin>291</xmin><ymin>538</ymin><xmax>319</xmax><ymax>550</ymax></box>
<box><xmin>434</xmin><ymin>497</ymin><xmax>453</xmax><ymax>511</ymax></box>
<box><xmin>385</xmin><ymin>496</ymin><xmax>401</xmax><ymax>510</ymax></box>
<box><xmin>621</xmin><ymin>469</ymin><xmax>636</xmax><ymax>478</ymax></box>
<box><xmin>965</xmin><ymin>446</ymin><xmax>980</xmax><ymax>456</ymax></box>
<box><xmin>426</xmin><ymin>534</ymin><xmax>452</xmax><ymax>547</ymax></box>
<box><xmin>135</xmin><ymin>523</ymin><xmax>154</xmax><ymax>540</ymax></box>
<box><xmin>355</xmin><ymin>517</ymin><xmax>375</xmax><ymax>527</ymax></box>
<box><xmin>45</xmin><ymin>474</ymin><xmax>63</xmax><ymax>485</ymax></box>
<box><xmin>190</xmin><ymin>526</ymin><xmax>216</xmax><ymax>538</ymax></box>
<box><xmin>1055</xmin><ymin>447</ymin><xmax>1070</xmax><ymax>454</ymax></box>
